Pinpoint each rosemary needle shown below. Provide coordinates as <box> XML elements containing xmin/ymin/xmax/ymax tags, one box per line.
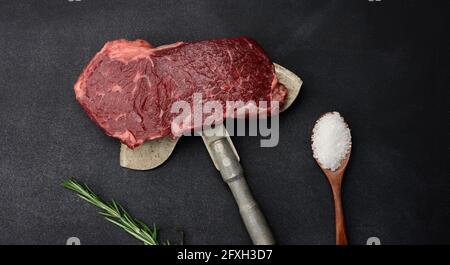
<box><xmin>62</xmin><ymin>178</ymin><xmax>163</xmax><ymax>245</ymax></box>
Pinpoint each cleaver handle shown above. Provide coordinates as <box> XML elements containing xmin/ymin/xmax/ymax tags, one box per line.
<box><xmin>208</xmin><ymin>138</ymin><xmax>275</xmax><ymax>245</ymax></box>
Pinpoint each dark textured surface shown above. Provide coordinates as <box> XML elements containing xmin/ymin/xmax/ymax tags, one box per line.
<box><xmin>0</xmin><ymin>0</ymin><xmax>448</xmax><ymax>245</ymax></box>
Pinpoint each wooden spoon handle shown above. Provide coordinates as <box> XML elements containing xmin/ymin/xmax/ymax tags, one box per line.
<box><xmin>332</xmin><ymin>186</ymin><xmax>348</xmax><ymax>245</ymax></box>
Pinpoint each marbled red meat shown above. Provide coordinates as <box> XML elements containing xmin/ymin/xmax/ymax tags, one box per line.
<box><xmin>74</xmin><ymin>37</ymin><xmax>287</xmax><ymax>148</ymax></box>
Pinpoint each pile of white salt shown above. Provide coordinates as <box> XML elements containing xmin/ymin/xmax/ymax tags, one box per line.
<box><xmin>311</xmin><ymin>112</ymin><xmax>352</xmax><ymax>171</ymax></box>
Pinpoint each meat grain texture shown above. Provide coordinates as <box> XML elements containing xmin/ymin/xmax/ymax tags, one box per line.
<box><xmin>74</xmin><ymin>37</ymin><xmax>287</xmax><ymax>148</ymax></box>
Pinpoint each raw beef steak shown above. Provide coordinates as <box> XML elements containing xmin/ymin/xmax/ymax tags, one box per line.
<box><xmin>74</xmin><ymin>37</ymin><xmax>287</xmax><ymax>148</ymax></box>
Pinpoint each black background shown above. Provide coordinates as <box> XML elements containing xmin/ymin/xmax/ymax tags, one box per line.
<box><xmin>0</xmin><ymin>0</ymin><xmax>448</xmax><ymax>245</ymax></box>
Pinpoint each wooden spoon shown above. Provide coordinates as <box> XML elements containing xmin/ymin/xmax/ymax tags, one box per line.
<box><xmin>315</xmin><ymin>147</ymin><xmax>351</xmax><ymax>245</ymax></box>
<box><xmin>311</xmin><ymin>112</ymin><xmax>351</xmax><ymax>245</ymax></box>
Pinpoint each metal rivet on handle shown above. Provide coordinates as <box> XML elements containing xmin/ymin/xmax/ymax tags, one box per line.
<box><xmin>214</xmin><ymin>142</ymin><xmax>224</xmax><ymax>153</ymax></box>
<box><xmin>222</xmin><ymin>157</ymin><xmax>231</xmax><ymax>167</ymax></box>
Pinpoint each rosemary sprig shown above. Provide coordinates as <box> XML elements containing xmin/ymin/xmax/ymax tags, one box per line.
<box><xmin>62</xmin><ymin>178</ymin><xmax>163</xmax><ymax>245</ymax></box>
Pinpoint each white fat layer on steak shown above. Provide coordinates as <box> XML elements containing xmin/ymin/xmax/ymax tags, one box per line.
<box><xmin>113</xmin><ymin>129</ymin><xmax>136</xmax><ymax>144</ymax></box>
<box><xmin>108</xmin><ymin>41</ymin><xmax>185</xmax><ymax>64</ymax></box>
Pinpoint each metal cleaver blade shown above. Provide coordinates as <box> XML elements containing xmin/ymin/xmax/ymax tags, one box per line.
<box><xmin>120</xmin><ymin>63</ymin><xmax>303</xmax><ymax>170</ymax></box>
